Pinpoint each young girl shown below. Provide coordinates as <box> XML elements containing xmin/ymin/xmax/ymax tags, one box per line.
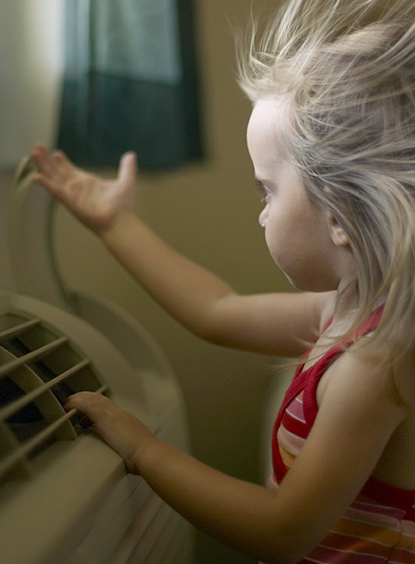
<box><xmin>31</xmin><ymin>0</ymin><xmax>415</xmax><ymax>562</ymax></box>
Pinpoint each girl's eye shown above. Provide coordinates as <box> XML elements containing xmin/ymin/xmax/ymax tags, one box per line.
<box><xmin>256</xmin><ymin>181</ymin><xmax>272</xmax><ymax>203</ymax></box>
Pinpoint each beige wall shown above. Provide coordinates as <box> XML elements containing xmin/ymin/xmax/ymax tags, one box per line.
<box><xmin>35</xmin><ymin>2</ymin><xmax>291</xmax><ymax>562</ymax></box>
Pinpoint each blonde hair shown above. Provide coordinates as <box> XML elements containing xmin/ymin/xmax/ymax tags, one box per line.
<box><xmin>239</xmin><ymin>0</ymin><xmax>415</xmax><ymax>359</ymax></box>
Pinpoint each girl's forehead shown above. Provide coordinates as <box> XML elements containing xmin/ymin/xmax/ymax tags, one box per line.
<box><xmin>247</xmin><ymin>98</ymin><xmax>292</xmax><ymax>160</ymax></box>
<box><xmin>249</xmin><ymin>98</ymin><xmax>289</xmax><ymax>129</ymax></box>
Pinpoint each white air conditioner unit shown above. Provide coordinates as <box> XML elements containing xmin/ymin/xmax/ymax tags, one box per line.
<box><xmin>0</xmin><ymin>159</ymin><xmax>193</xmax><ymax>564</ymax></box>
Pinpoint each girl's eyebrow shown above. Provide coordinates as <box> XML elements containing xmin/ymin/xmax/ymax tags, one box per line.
<box><xmin>255</xmin><ymin>178</ymin><xmax>272</xmax><ymax>190</ymax></box>
<box><xmin>255</xmin><ymin>174</ymin><xmax>273</xmax><ymax>185</ymax></box>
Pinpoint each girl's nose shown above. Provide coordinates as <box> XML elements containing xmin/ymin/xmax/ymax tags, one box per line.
<box><xmin>259</xmin><ymin>205</ymin><xmax>268</xmax><ymax>227</ymax></box>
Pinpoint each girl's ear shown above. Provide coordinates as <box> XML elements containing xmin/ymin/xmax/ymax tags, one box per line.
<box><xmin>328</xmin><ymin>215</ymin><xmax>349</xmax><ymax>247</ymax></box>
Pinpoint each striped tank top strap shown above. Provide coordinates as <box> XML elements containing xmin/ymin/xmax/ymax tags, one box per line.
<box><xmin>303</xmin><ymin>304</ymin><xmax>385</xmax><ymax>424</ymax></box>
<box><xmin>272</xmin><ymin>305</ymin><xmax>385</xmax><ymax>483</ymax></box>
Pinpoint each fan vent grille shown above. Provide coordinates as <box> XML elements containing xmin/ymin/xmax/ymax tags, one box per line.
<box><xmin>0</xmin><ymin>309</ymin><xmax>108</xmax><ymax>484</ymax></box>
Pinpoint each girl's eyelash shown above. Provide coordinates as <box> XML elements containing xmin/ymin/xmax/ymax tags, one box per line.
<box><xmin>255</xmin><ymin>180</ymin><xmax>269</xmax><ymax>201</ymax></box>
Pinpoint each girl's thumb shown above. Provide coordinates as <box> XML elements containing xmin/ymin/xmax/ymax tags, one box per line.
<box><xmin>118</xmin><ymin>152</ymin><xmax>137</xmax><ymax>184</ymax></box>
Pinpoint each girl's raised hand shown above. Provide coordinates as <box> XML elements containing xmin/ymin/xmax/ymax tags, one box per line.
<box><xmin>30</xmin><ymin>144</ymin><xmax>137</xmax><ymax>235</ymax></box>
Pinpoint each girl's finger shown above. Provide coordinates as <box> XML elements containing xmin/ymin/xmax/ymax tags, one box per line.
<box><xmin>32</xmin><ymin>173</ymin><xmax>60</xmax><ymax>194</ymax></box>
<box><xmin>31</xmin><ymin>144</ymin><xmax>57</xmax><ymax>176</ymax></box>
<box><xmin>52</xmin><ymin>150</ymin><xmax>77</xmax><ymax>176</ymax></box>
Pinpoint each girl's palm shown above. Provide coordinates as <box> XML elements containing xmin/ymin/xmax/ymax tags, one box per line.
<box><xmin>31</xmin><ymin>144</ymin><xmax>136</xmax><ymax>234</ymax></box>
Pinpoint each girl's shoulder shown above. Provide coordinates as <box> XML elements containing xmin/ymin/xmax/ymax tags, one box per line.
<box><xmin>313</xmin><ymin>303</ymin><xmax>415</xmax><ymax>489</ymax></box>
<box><xmin>393</xmin><ymin>345</ymin><xmax>415</xmax><ymax>409</ymax></box>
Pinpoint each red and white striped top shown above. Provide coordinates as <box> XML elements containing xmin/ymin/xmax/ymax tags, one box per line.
<box><xmin>272</xmin><ymin>309</ymin><xmax>415</xmax><ymax>563</ymax></box>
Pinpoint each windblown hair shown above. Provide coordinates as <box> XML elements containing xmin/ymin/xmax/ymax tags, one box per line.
<box><xmin>239</xmin><ymin>0</ymin><xmax>415</xmax><ymax>358</ymax></box>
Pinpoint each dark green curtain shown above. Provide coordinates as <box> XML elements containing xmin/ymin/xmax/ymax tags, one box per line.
<box><xmin>58</xmin><ymin>0</ymin><xmax>203</xmax><ymax>171</ymax></box>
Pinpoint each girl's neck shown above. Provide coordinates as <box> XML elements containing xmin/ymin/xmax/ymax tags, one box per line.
<box><xmin>331</xmin><ymin>279</ymin><xmax>386</xmax><ymax>337</ymax></box>
<box><xmin>332</xmin><ymin>278</ymin><xmax>358</xmax><ymax>323</ymax></box>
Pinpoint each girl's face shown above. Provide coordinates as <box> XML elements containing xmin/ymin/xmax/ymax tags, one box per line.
<box><xmin>247</xmin><ymin>98</ymin><xmax>350</xmax><ymax>292</ymax></box>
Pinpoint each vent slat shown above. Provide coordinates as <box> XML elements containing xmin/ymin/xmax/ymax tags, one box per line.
<box><xmin>109</xmin><ymin>490</ymin><xmax>162</xmax><ymax>564</ymax></box>
<box><xmin>125</xmin><ymin>498</ymin><xmax>178</xmax><ymax>564</ymax></box>
<box><xmin>144</xmin><ymin>511</ymin><xmax>189</xmax><ymax>564</ymax></box>
<box><xmin>0</xmin><ymin>318</ymin><xmax>41</xmax><ymax>341</ymax></box>
<box><xmin>0</xmin><ymin>421</ymin><xmax>31</xmax><ymax>479</ymax></box>
<box><xmin>0</xmin><ymin>387</ymin><xmax>109</xmax><ymax>482</ymax></box>
<box><xmin>0</xmin><ymin>309</ymin><xmax>109</xmax><ymax>488</ymax></box>
<box><xmin>134</xmin><ymin>502</ymin><xmax>172</xmax><ymax>563</ymax></box>
<box><xmin>0</xmin><ymin>336</ymin><xmax>68</xmax><ymax>378</ymax></box>
<box><xmin>0</xmin><ymin>409</ymin><xmax>77</xmax><ymax>481</ymax></box>
<box><xmin>0</xmin><ymin>359</ymin><xmax>91</xmax><ymax>423</ymax></box>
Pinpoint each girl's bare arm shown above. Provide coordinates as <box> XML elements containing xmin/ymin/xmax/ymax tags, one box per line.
<box><xmin>31</xmin><ymin>144</ymin><xmax>329</xmax><ymax>356</ymax></box>
<box><xmin>101</xmin><ymin>211</ymin><xmax>329</xmax><ymax>355</ymax></box>
<box><xmin>65</xmin><ymin>348</ymin><xmax>406</xmax><ymax>564</ymax></box>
